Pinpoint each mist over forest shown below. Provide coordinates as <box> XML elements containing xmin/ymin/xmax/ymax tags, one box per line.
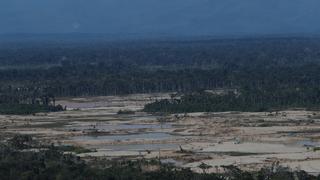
<box><xmin>1</xmin><ymin>0</ymin><xmax>320</xmax><ymax>36</ymax></box>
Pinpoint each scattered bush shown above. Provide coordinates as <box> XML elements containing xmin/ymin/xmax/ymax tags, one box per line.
<box><xmin>117</xmin><ymin>109</ymin><xmax>135</xmax><ymax>115</ymax></box>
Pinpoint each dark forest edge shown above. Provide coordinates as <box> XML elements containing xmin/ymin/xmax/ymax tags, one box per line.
<box><xmin>0</xmin><ymin>135</ymin><xmax>318</xmax><ymax>180</ymax></box>
<box><xmin>0</xmin><ymin>104</ymin><xmax>64</xmax><ymax>115</ymax></box>
<box><xmin>0</xmin><ymin>93</ymin><xmax>65</xmax><ymax>115</ymax></box>
<box><xmin>144</xmin><ymin>89</ymin><xmax>320</xmax><ymax>113</ymax></box>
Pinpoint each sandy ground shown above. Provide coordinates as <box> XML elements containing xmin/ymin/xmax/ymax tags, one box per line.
<box><xmin>1</xmin><ymin>93</ymin><xmax>320</xmax><ymax>174</ymax></box>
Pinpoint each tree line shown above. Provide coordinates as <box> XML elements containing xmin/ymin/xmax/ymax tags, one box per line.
<box><xmin>144</xmin><ymin>88</ymin><xmax>320</xmax><ymax>113</ymax></box>
<box><xmin>0</xmin><ymin>88</ymin><xmax>64</xmax><ymax>114</ymax></box>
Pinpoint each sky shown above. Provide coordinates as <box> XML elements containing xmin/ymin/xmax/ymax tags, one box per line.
<box><xmin>1</xmin><ymin>0</ymin><xmax>320</xmax><ymax>36</ymax></box>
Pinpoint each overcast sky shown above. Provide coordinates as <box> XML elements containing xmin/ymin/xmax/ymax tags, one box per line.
<box><xmin>1</xmin><ymin>0</ymin><xmax>319</xmax><ymax>36</ymax></box>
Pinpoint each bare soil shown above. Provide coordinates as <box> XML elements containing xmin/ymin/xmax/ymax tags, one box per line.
<box><xmin>1</xmin><ymin>93</ymin><xmax>320</xmax><ymax>174</ymax></box>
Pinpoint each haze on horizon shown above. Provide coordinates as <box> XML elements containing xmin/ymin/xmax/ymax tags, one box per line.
<box><xmin>1</xmin><ymin>0</ymin><xmax>320</xmax><ymax>37</ymax></box>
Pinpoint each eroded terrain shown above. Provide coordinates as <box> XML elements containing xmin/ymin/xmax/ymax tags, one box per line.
<box><xmin>1</xmin><ymin>93</ymin><xmax>320</xmax><ymax>174</ymax></box>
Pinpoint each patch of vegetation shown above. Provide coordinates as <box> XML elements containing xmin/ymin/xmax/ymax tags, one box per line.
<box><xmin>20</xmin><ymin>122</ymin><xmax>67</xmax><ymax>129</ymax></box>
<box><xmin>144</xmin><ymin>89</ymin><xmax>320</xmax><ymax>113</ymax></box>
<box><xmin>7</xmin><ymin>134</ymin><xmax>36</xmax><ymax>149</ymax></box>
<box><xmin>55</xmin><ymin>145</ymin><xmax>95</xmax><ymax>154</ymax></box>
<box><xmin>0</xmin><ymin>104</ymin><xmax>64</xmax><ymax>115</ymax></box>
<box><xmin>0</xmin><ymin>91</ymin><xmax>65</xmax><ymax>115</ymax></box>
<box><xmin>215</xmin><ymin>151</ymin><xmax>263</xmax><ymax>156</ymax></box>
<box><xmin>117</xmin><ymin>109</ymin><xmax>136</xmax><ymax>115</ymax></box>
<box><xmin>313</xmin><ymin>147</ymin><xmax>320</xmax><ymax>152</ymax></box>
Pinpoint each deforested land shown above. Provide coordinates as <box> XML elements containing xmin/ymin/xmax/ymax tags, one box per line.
<box><xmin>1</xmin><ymin>36</ymin><xmax>320</xmax><ymax>179</ymax></box>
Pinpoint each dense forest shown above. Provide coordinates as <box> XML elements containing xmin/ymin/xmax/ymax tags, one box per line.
<box><xmin>0</xmin><ymin>135</ymin><xmax>318</xmax><ymax>180</ymax></box>
<box><xmin>1</xmin><ymin>37</ymin><xmax>320</xmax><ymax>113</ymax></box>
<box><xmin>144</xmin><ymin>89</ymin><xmax>320</xmax><ymax>113</ymax></box>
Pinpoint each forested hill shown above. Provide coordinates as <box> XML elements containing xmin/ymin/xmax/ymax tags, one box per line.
<box><xmin>1</xmin><ymin>37</ymin><xmax>320</xmax><ymax>98</ymax></box>
<box><xmin>1</xmin><ymin>36</ymin><xmax>320</xmax><ymax>67</ymax></box>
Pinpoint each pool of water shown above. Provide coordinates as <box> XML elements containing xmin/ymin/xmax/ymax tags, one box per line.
<box><xmin>297</xmin><ymin>140</ymin><xmax>320</xmax><ymax>147</ymax></box>
<box><xmin>72</xmin><ymin>132</ymin><xmax>175</xmax><ymax>141</ymax></box>
<box><xmin>65</xmin><ymin>123</ymin><xmax>172</xmax><ymax>131</ymax></box>
<box><xmin>161</xmin><ymin>158</ymin><xmax>184</xmax><ymax>166</ymax></box>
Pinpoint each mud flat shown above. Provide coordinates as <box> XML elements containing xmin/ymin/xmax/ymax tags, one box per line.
<box><xmin>1</xmin><ymin>93</ymin><xmax>320</xmax><ymax>174</ymax></box>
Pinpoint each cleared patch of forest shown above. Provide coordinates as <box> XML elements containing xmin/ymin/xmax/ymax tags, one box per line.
<box><xmin>0</xmin><ymin>135</ymin><xmax>318</xmax><ymax>180</ymax></box>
